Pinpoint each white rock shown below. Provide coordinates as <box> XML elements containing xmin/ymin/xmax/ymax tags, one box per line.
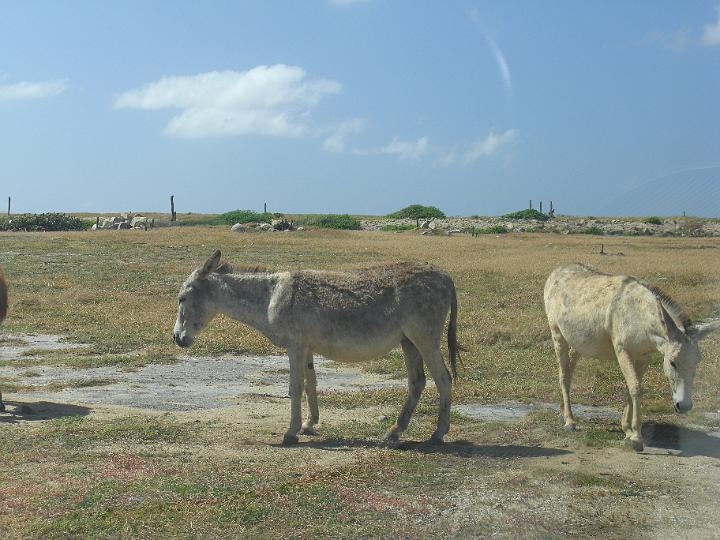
<box><xmin>230</xmin><ymin>223</ymin><xmax>246</xmax><ymax>232</ymax></box>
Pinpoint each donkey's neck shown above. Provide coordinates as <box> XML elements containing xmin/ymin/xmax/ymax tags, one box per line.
<box><xmin>209</xmin><ymin>273</ymin><xmax>276</xmax><ymax>333</ymax></box>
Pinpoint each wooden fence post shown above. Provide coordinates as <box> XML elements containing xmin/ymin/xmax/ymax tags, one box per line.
<box><xmin>170</xmin><ymin>195</ymin><xmax>177</xmax><ymax>222</ymax></box>
<box><xmin>7</xmin><ymin>196</ymin><xmax>10</xmax><ymax>216</ymax></box>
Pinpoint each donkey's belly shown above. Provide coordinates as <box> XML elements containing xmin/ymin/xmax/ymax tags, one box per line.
<box><xmin>310</xmin><ymin>329</ymin><xmax>404</xmax><ymax>362</ymax></box>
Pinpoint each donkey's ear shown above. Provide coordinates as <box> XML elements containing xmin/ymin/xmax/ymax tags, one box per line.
<box><xmin>197</xmin><ymin>250</ymin><xmax>222</xmax><ymax>280</ymax></box>
<box><xmin>687</xmin><ymin>319</ymin><xmax>720</xmax><ymax>341</ymax></box>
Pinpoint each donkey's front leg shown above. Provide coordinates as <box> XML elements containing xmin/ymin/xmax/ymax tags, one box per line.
<box><xmin>616</xmin><ymin>349</ymin><xmax>648</xmax><ymax>452</ymax></box>
<box><xmin>283</xmin><ymin>346</ymin><xmax>306</xmax><ymax>446</ymax></box>
<box><xmin>300</xmin><ymin>352</ymin><xmax>320</xmax><ymax>435</ymax></box>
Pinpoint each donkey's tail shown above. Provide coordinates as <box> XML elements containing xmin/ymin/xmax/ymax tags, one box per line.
<box><xmin>447</xmin><ymin>282</ymin><xmax>461</xmax><ymax>382</ymax></box>
<box><xmin>0</xmin><ymin>266</ymin><xmax>7</xmax><ymax>324</ymax></box>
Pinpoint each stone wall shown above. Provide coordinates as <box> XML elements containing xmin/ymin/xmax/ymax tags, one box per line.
<box><xmin>359</xmin><ymin>217</ymin><xmax>720</xmax><ymax>237</ymax></box>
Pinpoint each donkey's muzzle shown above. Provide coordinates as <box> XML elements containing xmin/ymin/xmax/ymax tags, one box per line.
<box><xmin>173</xmin><ymin>333</ymin><xmax>190</xmax><ymax>348</ymax></box>
<box><xmin>674</xmin><ymin>401</ymin><xmax>692</xmax><ymax>414</ymax></box>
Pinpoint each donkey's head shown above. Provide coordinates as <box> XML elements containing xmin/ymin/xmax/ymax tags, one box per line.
<box><xmin>661</xmin><ymin>312</ymin><xmax>720</xmax><ymax>414</ymax></box>
<box><xmin>173</xmin><ymin>250</ymin><xmax>223</xmax><ymax>348</ymax></box>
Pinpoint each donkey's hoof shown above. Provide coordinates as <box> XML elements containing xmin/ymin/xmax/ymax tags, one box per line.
<box><xmin>563</xmin><ymin>422</ymin><xmax>577</xmax><ymax>432</ymax></box>
<box><xmin>300</xmin><ymin>425</ymin><xmax>318</xmax><ymax>436</ymax></box>
<box><xmin>0</xmin><ymin>404</ymin><xmax>5</xmax><ymax>413</ymax></box>
<box><xmin>428</xmin><ymin>434</ymin><xmax>445</xmax><ymax>445</ymax></box>
<box><xmin>382</xmin><ymin>432</ymin><xmax>401</xmax><ymax>448</ymax></box>
<box><xmin>282</xmin><ymin>434</ymin><xmax>299</xmax><ymax>446</ymax></box>
<box><xmin>624</xmin><ymin>438</ymin><xmax>644</xmax><ymax>453</ymax></box>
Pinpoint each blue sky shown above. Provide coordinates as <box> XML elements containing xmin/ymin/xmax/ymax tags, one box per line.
<box><xmin>1</xmin><ymin>1</ymin><xmax>719</xmax><ymax>216</ymax></box>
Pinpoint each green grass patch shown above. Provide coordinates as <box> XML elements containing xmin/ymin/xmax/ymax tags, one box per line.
<box><xmin>380</xmin><ymin>223</ymin><xmax>416</xmax><ymax>232</ymax></box>
<box><xmin>472</xmin><ymin>225</ymin><xmax>509</xmax><ymax>234</ymax></box>
<box><xmin>503</xmin><ymin>208</ymin><xmax>550</xmax><ymax>221</ymax></box>
<box><xmin>0</xmin><ymin>213</ymin><xmax>87</xmax><ymax>232</ymax></box>
<box><xmin>643</xmin><ymin>216</ymin><xmax>663</xmax><ymax>225</ymax></box>
<box><xmin>215</xmin><ymin>209</ymin><xmax>281</xmax><ymax>225</ymax></box>
<box><xmin>302</xmin><ymin>214</ymin><xmax>361</xmax><ymax>230</ymax></box>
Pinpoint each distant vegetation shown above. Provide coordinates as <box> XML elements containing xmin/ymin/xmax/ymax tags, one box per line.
<box><xmin>386</xmin><ymin>204</ymin><xmax>446</xmax><ymax>220</ymax></box>
<box><xmin>0</xmin><ymin>213</ymin><xmax>88</xmax><ymax>232</ymax></box>
<box><xmin>473</xmin><ymin>225</ymin><xmax>509</xmax><ymax>234</ymax></box>
<box><xmin>643</xmin><ymin>216</ymin><xmax>663</xmax><ymax>225</ymax></box>
<box><xmin>216</xmin><ymin>210</ymin><xmax>281</xmax><ymax>225</ymax></box>
<box><xmin>380</xmin><ymin>223</ymin><xmax>416</xmax><ymax>232</ymax></box>
<box><xmin>502</xmin><ymin>209</ymin><xmax>550</xmax><ymax>221</ymax></box>
<box><xmin>583</xmin><ymin>226</ymin><xmax>604</xmax><ymax>235</ymax></box>
<box><xmin>303</xmin><ymin>214</ymin><xmax>361</xmax><ymax>230</ymax></box>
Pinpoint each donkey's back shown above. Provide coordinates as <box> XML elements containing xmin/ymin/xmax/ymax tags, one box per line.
<box><xmin>544</xmin><ymin>263</ymin><xmax>661</xmax><ymax>360</ymax></box>
<box><xmin>277</xmin><ymin>262</ymin><xmax>456</xmax><ymax>362</ymax></box>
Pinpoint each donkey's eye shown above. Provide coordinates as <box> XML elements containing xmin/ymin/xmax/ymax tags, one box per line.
<box><xmin>178</xmin><ymin>297</ymin><xmax>186</xmax><ymax>304</ymax></box>
<box><xmin>670</xmin><ymin>361</ymin><xmax>677</xmax><ymax>370</ymax></box>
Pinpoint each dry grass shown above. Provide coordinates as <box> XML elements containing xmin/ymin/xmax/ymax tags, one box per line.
<box><xmin>1</xmin><ymin>226</ymin><xmax>719</xmax><ymax>538</ymax></box>
<box><xmin>2</xmin><ymin>227</ymin><xmax>718</xmax><ymax>408</ymax></box>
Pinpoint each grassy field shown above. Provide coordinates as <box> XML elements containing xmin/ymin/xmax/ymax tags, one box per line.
<box><xmin>1</xmin><ymin>226</ymin><xmax>719</xmax><ymax>537</ymax></box>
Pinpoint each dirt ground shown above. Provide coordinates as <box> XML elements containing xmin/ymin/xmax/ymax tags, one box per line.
<box><xmin>2</xmin><ymin>333</ymin><xmax>720</xmax><ymax>538</ymax></box>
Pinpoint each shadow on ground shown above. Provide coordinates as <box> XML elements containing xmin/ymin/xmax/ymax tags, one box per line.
<box><xmin>643</xmin><ymin>421</ymin><xmax>720</xmax><ymax>459</ymax></box>
<box><xmin>285</xmin><ymin>437</ymin><xmax>572</xmax><ymax>458</ymax></box>
<box><xmin>0</xmin><ymin>400</ymin><xmax>91</xmax><ymax>423</ymax></box>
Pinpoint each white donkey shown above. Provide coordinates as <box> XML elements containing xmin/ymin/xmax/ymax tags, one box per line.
<box><xmin>545</xmin><ymin>263</ymin><xmax>720</xmax><ymax>451</ymax></box>
<box><xmin>173</xmin><ymin>250</ymin><xmax>460</xmax><ymax>446</ymax></box>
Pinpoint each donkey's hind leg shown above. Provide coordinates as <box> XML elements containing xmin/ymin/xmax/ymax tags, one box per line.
<box><xmin>551</xmin><ymin>326</ymin><xmax>579</xmax><ymax>431</ymax></box>
<box><xmin>409</xmin><ymin>336</ymin><xmax>452</xmax><ymax>444</ymax></box>
<box><xmin>385</xmin><ymin>338</ymin><xmax>426</xmax><ymax>442</ymax></box>
<box><xmin>0</xmin><ymin>390</ymin><xmax>4</xmax><ymax>413</ymax></box>
<box><xmin>300</xmin><ymin>352</ymin><xmax>320</xmax><ymax>436</ymax></box>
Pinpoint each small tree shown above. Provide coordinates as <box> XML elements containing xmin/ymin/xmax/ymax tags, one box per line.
<box><xmin>386</xmin><ymin>204</ymin><xmax>446</xmax><ymax>220</ymax></box>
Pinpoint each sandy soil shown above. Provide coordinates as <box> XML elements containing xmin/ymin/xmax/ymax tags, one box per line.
<box><xmin>2</xmin><ymin>333</ymin><xmax>720</xmax><ymax>538</ymax></box>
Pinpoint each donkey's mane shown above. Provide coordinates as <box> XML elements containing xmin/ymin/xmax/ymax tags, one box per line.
<box><xmin>645</xmin><ymin>284</ymin><xmax>692</xmax><ymax>332</ymax></box>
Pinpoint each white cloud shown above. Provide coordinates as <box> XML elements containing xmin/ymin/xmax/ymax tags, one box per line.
<box><xmin>464</xmin><ymin>129</ymin><xmax>516</xmax><ymax>163</ymax></box>
<box><xmin>486</xmin><ymin>37</ymin><xmax>512</xmax><ymax>97</ymax></box>
<box><xmin>643</xmin><ymin>29</ymin><xmax>689</xmax><ymax>52</ymax></box>
<box><xmin>353</xmin><ymin>136</ymin><xmax>429</xmax><ymax>161</ymax></box>
<box><xmin>702</xmin><ymin>6</ymin><xmax>720</xmax><ymax>46</ymax></box>
<box><xmin>0</xmin><ymin>79</ymin><xmax>68</xmax><ymax>101</ymax></box>
<box><xmin>380</xmin><ymin>136</ymin><xmax>429</xmax><ymax>160</ymax></box>
<box><xmin>115</xmin><ymin>65</ymin><xmax>341</xmax><ymax>138</ymax></box>
<box><xmin>323</xmin><ymin>118</ymin><xmax>366</xmax><ymax>153</ymax></box>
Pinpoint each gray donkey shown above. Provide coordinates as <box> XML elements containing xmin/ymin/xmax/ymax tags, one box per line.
<box><xmin>173</xmin><ymin>250</ymin><xmax>460</xmax><ymax>446</ymax></box>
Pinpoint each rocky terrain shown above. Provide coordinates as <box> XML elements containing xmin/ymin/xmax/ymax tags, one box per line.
<box><xmin>360</xmin><ymin>216</ymin><xmax>720</xmax><ymax>237</ymax></box>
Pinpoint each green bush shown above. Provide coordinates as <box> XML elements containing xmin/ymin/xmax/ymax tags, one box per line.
<box><xmin>216</xmin><ymin>210</ymin><xmax>281</xmax><ymax>225</ymax></box>
<box><xmin>304</xmin><ymin>214</ymin><xmax>361</xmax><ymax>230</ymax></box>
<box><xmin>380</xmin><ymin>224</ymin><xmax>416</xmax><ymax>232</ymax></box>
<box><xmin>583</xmin><ymin>226</ymin><xmax>604</xmax><ymax>235</ymax></box>
<box><xmin>643</xmin><ymin>216</ymin><xmax>663</xmax><ymax>225</ymax></box>
<box><xmin>502</xmin><ymin>208</ymin><xmax>550</xmax><ymax>221</ymax></box>
<box><xmin>0</xmin><ymin>213</ymin><xmax>87</xmax><ymax>232</ymax></box>
<box><xmin>386</xmin><ymin>204</ymin><xmax>446</xmax><ymax>220</ymax></box>
<box><xmin>473</xmin><ymin>225</ymin><xmax>509</xmax><ymax>234</ymax></box>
